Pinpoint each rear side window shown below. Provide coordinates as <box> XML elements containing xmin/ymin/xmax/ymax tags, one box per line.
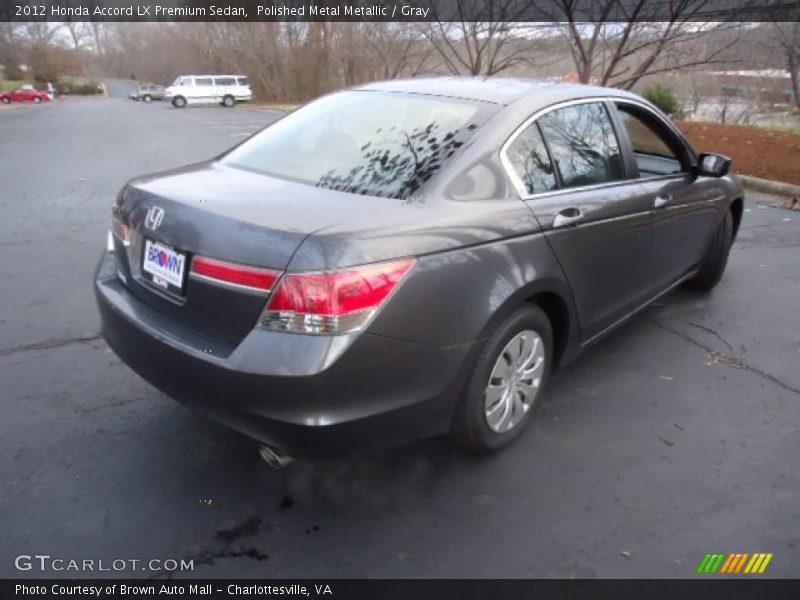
<box><xmin>506</xmin><ymin>123</ymin><xmax>558</xmax><ymax>195</ymax></box>
<box><xmin>616</xmin><ymin>105</ymin><xmax>684</xmax><ymax>177</ymax></box>
<box><xmin>222</xmin><ymin>91</ymin><xmax>494</xmax><ymax>199</ymax></box>
<box><xmin>215</xmin><ymin>77</ymin><xmax>236</xmax><ymax>86</ymax></box>
<box><xmin>237</xmin><ymin>77</ymin><xmax>250</xmax><ymax>86</ymax></box>
<box><xmin>538</xmin><ymin>103</ymin><xmax>624</xmax><ymax>190</ymax></box>
<box><xmin>195</xmin><ymin>78</ymin><xmax>213</xmax><ymax>86</ymax></box>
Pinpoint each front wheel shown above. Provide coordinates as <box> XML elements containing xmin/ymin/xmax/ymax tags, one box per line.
<box><xmin>450</xmin><ymin>305</ymin><xmax>552</xmax><ymax>453</ymax></box>
<box><xmin>33</xmin><ymin>97</ymin><xmax>41</xmax><ymax>103</ymax></box>
<box><xmin>686</xmin><ymin>210</ymin><xmax>734</xmax><ymax>291</ymax></box>
<box><xmin>143</xmin><ymin>94</ymin><xmax>151</xmax><ymax>103</ymax></box>
<box><xmin>1</xmin><ymin>97</ymin><xmax>10</xmax><ymax>104</ymax></box>
<box><xmin>172</xmin><ymin>96</ymin><xmax>187</xmax><ymax>108</ymax></box>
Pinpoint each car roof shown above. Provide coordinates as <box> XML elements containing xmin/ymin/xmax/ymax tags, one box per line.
<box><xmin>353</xmin><ymin>76</ymin><xmax>640</xmax><ymax>107</ymax></box>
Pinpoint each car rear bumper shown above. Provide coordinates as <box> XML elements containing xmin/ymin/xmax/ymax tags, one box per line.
<box><xmin>95</xmin><ymin>252</ymin><xmax>475</xmax><ymax>458</ymax></box>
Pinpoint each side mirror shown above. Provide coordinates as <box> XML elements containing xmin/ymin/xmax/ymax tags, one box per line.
<box><xmin>697</xmin><ymin>153</ymin><xmax>732</xmax><ymax>178</ymax></box>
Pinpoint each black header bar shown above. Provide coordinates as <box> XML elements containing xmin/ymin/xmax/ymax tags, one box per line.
<box><xmin>3</xmin><ymin>0</ymin><xmax>800</xmax><ymax>23</ymax></box>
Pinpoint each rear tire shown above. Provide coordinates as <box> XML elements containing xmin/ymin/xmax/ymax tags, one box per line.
<box><xmin>222</xmin><ymin>95</ymin><xmax>235</xmax><ymax>108</ymax></box>
<box><xmin>449</xmin><ymin>305</ymin><xmax>553</xmax><ymax>453</ymax></box>
<box><xmin>686</xmin><ymin>210</ymin><xmax>734</xmax><ymax>291</ymax></box>
<box><xmin>33</xmin><ymin>97</ymin><xmax>41</xmax><ymax>103</ymax></box>
<box><xmin>1</xmin><ymin>97</ymin><xmax>10</xmax><ymax>104</ymax></box>
<box><xmin>172</xmin><ymin>96</ymin><xmax>187</xmax><ymax>108</ymax></box>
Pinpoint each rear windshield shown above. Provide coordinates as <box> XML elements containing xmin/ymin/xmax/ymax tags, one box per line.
<box><xmin>221</xmin><ymin>91</ymin><xmax>493</xmax><ymax>199</ymax></box>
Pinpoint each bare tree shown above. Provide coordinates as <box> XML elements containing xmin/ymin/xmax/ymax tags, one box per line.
<box><xmin>716</xmin><ymin>87</ymin><xmax>762</xmax><ymax>125</ymax></box>
<box><xmin>0</xmin><ymin>23</ymin><xmax>23</xmax><ymax>57</ymax></box>
<box><xmin>89</xmin><ymin>22</ymin><xmax>108</xmax><ymax>56</ymax></box>
<box><xmin>0</xmin><ymin>24</ymin><xmax>23</xmax><ymax>80</ymax></box>
<box><xmin>680</xmin><ymin>70</ymin><xmax>724</xmax><ymax>119</ymax></box>
<box><xmin>770</xmin><ymin>22</ymin><xmax>800</xmax><ymax>110</ymax></box>
<box><xmin>362</xmin><ymin>23</ymin><xmax>432</xmax><ymax>79</ymax></box>
<box><xmin>57</xmin><ymin>0</ymin><xmax>91</xmax><ymax>50</ymax></box>
<box><xmin>64</xmin><ymin>21</ymin><xmax>90</xmax><ymax>51</ymax></box>
<box><xmin>21</xmin><ymin>22</ymin><xmax>63</xmax><ymax>46</ymax></box>
<box><xmin>425</xmin><ymin>0</ymin><xmax>538</xmax><ymax>76</ymax></box>
<box><xmin>184</xmin><ymin>22</ymin><xmax>287</xmax><ymax>99</ymax></box>
<box><xmin>551</xmin><ymin>0</ymin><xmax>743</xmax><ymax>89</ymax></box>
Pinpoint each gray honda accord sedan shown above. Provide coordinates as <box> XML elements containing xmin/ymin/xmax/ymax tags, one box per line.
<box><xmin>95</xmin><ymin>77</ymin><xmax>742</xmax><ymax>460</ymax></box>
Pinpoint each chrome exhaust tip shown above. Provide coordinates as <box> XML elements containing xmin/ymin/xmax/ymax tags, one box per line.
<box><xmin>259</xmin><ymin>444</ymin><xmax>294</xmax><ymax>469</ymax></box>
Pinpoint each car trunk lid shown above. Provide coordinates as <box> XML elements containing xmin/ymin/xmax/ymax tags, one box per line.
<box><xmin>112</xmin><ymin>162</ymin><xmax>343</xmax><ymax>347</ymax></box>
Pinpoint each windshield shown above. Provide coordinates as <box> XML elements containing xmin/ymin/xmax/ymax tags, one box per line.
<box><xmin>171</xmin><ymin>77</ymin><xmax>183</xmax><ymax>86</ymax></box>
<box><xmin>221</xmin><ymin>91</ymin><xmax>492</xmax><ymax>199</ymax></box>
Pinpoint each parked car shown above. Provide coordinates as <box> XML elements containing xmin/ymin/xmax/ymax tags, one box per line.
<box><xmin>129</xmin><ymin>84</ymin><xmax>166</xmax><ymax>102</ymax></box>
<box><xmin>96</xmin><ymin>77</ymin><xmax>742</xmax><ymax>462</ymax></box>
<box><xmin>1</xmin><ymin>86</ymin><xmax>50</xmax><ymax>104</ymax></box>
<box><xmin>164</xmin><ymin>75</ymin><xmax>252</xmax><ymax>108</ymax></box>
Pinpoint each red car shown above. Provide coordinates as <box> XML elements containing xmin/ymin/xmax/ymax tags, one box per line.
<box><xmin>1</xmin><ymin>87</ymin><xmax>50</xmax><ymax>104</ymax></box>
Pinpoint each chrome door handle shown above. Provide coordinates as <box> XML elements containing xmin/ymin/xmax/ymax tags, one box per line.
<box><xmin>654</xmin><ymin>194</ymin><xmax>672</xmax><ymax>208</ymax></box>
<box><xmin>553</xmin><ymin>208</ymin><xmax>583</xmax><ymax>228</ymax></box>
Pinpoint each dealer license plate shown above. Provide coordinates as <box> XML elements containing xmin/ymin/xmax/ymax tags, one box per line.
<box><xmin>142</xmin><ymin>239</ymin><xmax>187</xmax><ymax>293</ymax></box>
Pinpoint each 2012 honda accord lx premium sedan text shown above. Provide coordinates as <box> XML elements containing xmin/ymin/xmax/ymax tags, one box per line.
<box><xmin>95</xmin><ymin>78</ymin><xmax>742</xmax><ymax>460</ymax></box>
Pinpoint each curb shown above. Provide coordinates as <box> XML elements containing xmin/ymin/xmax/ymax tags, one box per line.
<box><xmin>246</xmin><ymin>103</ymin><xmax>298</xmax><ymax>113</ymax></box>
<box><xmin>737</xmin><ymin>174</ymin><xmax>800</xmax><ymax>199</ymax></box>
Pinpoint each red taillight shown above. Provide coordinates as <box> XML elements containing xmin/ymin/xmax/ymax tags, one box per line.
<box><xmin>112</xmin><ymin>215</ymin><xmax>130</xmax><ymax>245</ymax></box>
<box><xmin>191</xmin><ymin>256</ymin><xmax>280</xmax><ymax>293</ymax></box>
<box><xmin>261</xmin><ymin>258</ymin><xmax>416</xmax><ymax>334</ymax></box>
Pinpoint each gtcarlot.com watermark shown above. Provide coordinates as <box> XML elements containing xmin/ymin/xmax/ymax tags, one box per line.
<box><xmin>14</xmin><ymin>554</ymin><xmax>194</xmax><ymax>573</ymax></box>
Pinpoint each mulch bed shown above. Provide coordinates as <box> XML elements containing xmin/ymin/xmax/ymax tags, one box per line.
<box><xmin>677</xmin><ymin>121</ymin><xmax>800</xmax><ymax>186</ymax></box>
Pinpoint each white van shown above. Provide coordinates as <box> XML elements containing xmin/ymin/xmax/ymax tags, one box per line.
<box><xmin>165</xmin><ymin>75</ymin><xmax>252</xmax><ymax>108</ymax></box>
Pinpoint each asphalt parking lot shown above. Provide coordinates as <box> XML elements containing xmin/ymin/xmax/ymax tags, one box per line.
<box><xmin>1</xmin><ymin>80</ymin><xmax>798</xmax><ymax>579</ymax></box>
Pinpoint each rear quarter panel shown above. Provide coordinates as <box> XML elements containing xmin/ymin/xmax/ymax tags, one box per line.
<box><xmin>365</xmin><ymin>216</ymin><xmax>578</xmax><ymax>355</ymax></box>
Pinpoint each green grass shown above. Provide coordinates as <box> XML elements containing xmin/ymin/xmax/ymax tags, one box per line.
<box><xmin>0</xmin><ymin>80</ymin><xmax>32</xmax><ymax>91</ymax></box>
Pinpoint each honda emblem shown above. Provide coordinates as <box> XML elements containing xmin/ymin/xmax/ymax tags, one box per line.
<box><xmin>144</xmin><ymin>206</ymin><xmax>165</xmax><ymax>230</ymax></box>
